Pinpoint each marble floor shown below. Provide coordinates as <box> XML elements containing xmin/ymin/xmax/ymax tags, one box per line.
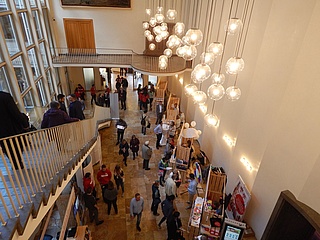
<box><xmin>85</xmin><ymin>72</ymin><xmax>256</xmax><ymax>240</ymax></box>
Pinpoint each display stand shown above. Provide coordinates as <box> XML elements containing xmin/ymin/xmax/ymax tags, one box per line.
<box><xmin>187</xmin><ymin>197</ymin><xmax>204</xmax><ymax>239</ymax></box>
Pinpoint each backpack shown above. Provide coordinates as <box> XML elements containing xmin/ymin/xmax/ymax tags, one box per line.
<box><xmin>141</xmin><ymin>116</ymin><xmax>146</xmax><ymax>125</ymax></box>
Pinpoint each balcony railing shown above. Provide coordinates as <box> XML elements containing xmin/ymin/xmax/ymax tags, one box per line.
<box><xmin>0</xmin><ymin>105</ymin><xmax>110</xmax><ymax>239</ymax></box>
<box><xmin>51</xmin><ymin>48</ymin><xmax>191</xmax><ymax>74</ymax></box>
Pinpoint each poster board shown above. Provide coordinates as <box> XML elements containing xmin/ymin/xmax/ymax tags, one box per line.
<box><xmin>225</xmin><ymin>176</ymin><xmax>251</xmax><ymax>221</ymax></box>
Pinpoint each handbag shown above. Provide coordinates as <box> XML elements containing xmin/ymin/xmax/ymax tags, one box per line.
<box><xmin>147</xmin><ymin>122</ymin><xmax>151</xmax><ymax>128</ymax></box>
<box><xmin>119</xmin><ymin>149</ymin><xmax>123</xmax><ymax>155</ymax></box>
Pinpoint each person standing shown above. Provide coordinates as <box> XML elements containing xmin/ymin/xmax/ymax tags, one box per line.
<box><xmin>116</xmin><ymin>118</ymin><xmax>127</xmax><ymax>145</ymax></box>
<box><xmin>103</xmin><ymin>181</ymin><xmax>118</xmax><ymax>215</ymax></box>
<box><xmin>167</xmin><ymin>211</ymin><xmax>183</xmax><ymax>240</ymax></box>
<box><xmin>57</xmin><ymin>93</ymin><xmax>67</xmax><ymax>114</ymax></box>
<box><xmin>41</xmin><ymin>101</ymin><xmax>78</xmax><ymax>128</ymax></box>
<box><xmin>90</xmin><ymin>84</ymin><xmax>97</xmax><ymax>105</ymax></box>
<box><xmin>158</xmin><ymin>156</ymin><xmax>169</xmax><ymax>187</ymax></box>
<box><xmin>154</xmin><ymin>121</ymin><xmax>163</xmax><ymax>149</ymax></box>
<box><xmin>118</xmin><ymin>87</ymin><xmax>127</xmax><ymax>110</ymax></box>
<box><xmin>140</xmin><ymin>110</ymin><xmax>149</xmax><ymax>135</ymax></box>
<box><xmin>114</xmin><ymin>164</ymin><xmax>124</xmax><ymax>197</ymax></box>
<box><xmin>158</xmin><ymin>195</ymin><xmax>175</xmax><ymax>229</ymax></box>
<box><xmin>129</xmin><ymin>135</ymin><xmax>140</xmax><ymax>160</ymax></box>
<box><xmin>105</xmin><ymin>85</ymin><xmax>111</xmax><ymax>107</ymax></box>
<box><xmin>83</xmin><ymin>172</ymin><xmax>98</xmax><ymax>200</ymax></box>
<box><xmin>165</xmin><ymin>172</ymin><xmax>177</xmax><ymax>198</ymax></box>
<box><xmin>121</xmin><ymin>76</ymin><xmax>128</xmax><ymax>90</ymax></box>
<box><xmin>141</xmin><ymin>141</ymin><xmax>152</xmax><ymax>170</ymax></box>
<box><xmin>140</xmin><ymin>87</ymin><xmax>149</xmax><ymax>111</ymax></box>
<box><xmin>97</xmin><ymin>164</ymin><xmax>112</xmax><ymax>202</ymax></box>
<box><xmin>119</xmin><ymin>139</ymin><xmax>129</xmax><ymax>166</ymax></box>
<box><xmin>83</xmin><ymin>187</ymin><xmax>104</xmax><ymax>226</ymax></box>
<box><xmin>151</xmin><ymin>180</ymin><xmax>161</xmax><ymax>216</ymax></box>
<box><xmin>148</xmin><ymin>84</ymin><xmax>155</xmax><ymax>111</ymax></box>
<box><xmin>156</xmin><ymin>101</ymin><xmax>164</xmax><ymax>124</ymax></box>
<box><xmin>67</xmin><ymin>94</ymin><xmax>85</xmax><ymax>120</ymax></box>
<box><xmin>0</xmin><ymin>91</ymin><xmax>30</xmax><ymax>170</ymax></box>
<box><xmin>186</xmin><ymin>173</ymin><xmax>198</xmax><ymax>209</ymax></box>
<box><xmin>130</xmin><ymin>193</ymin><xmax>144</xmax><ymax>232</ymax></box>
<box><xmin>77</xmin><ymin>84</ymin><xmax>85</xmax><ymax>100</ymax></box>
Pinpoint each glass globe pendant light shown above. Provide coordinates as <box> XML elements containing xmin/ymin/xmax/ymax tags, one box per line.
<box><xmin>142</xmin><ymin>21</ymin><xmax>149</xmax><ymax>30</ymax></box>
<box><xmin>144</xmin><ymin>30</ymin><xmax>151</xmax><ymax>37</ymax></box>
<box><xmin>174</xmin><ymin>22</ymin><xmax>185</xmax><ymax>36</ymax></box>
<box><xmin>226</xmin><ymin>86</ymin><xmax>241</xmax><ymax>101</ymax></box>
<box><xmin>159</xmin><ymin>60</ymin><xmax>168</xmax><ymax>70</ymax></box>
<box><xmin>166</xmin><ymin>9</ymin><xmax>177</xmax><ymax>20</ymax></box>
<box><xmin>191</xmin><ymin>63</ymin><xmax>211</xmax><ymax>83</ymax></box>
<box><xmin>184</xmin><ymin>84</ymin><xmax>198</xmax><ymax>97</ymax></box>
<box><xmin>155</xmin><ymin>35</ymin><xmax>163</xmax><ymax>43</ymax></box>
<box><xmin>207</xmin><ymin>84</ymin><xmax>225</xmax><ymax>101</ymax></box>
<box><xmin>225</xmin><ymin>57</ymin><xmax>245</xmax><ymax>74</ymax></box>
<box><xmin>193</xmin><ymin>91</ymin><xmax>207</xmax><ymax>105</ymax></box>
<box><xmin>149</xmin><ymin>43</ymin><xmax>156</xmax><ymax>51</ymax></box>
<box><xmin>204</xmin><ymin>113</ymin><xmax>219</xmax><ymax>127</ymax></box>
<box><xmin>149</xmin><ymin>17</ymin><xmax>157</xmax><ymax>27</ymax></box>
<box><xmin>182</xmin><ymin>45</ymin><xmax>197</xmax><ymax>60</ymax></box>
<box><xmin>164</xmin><ymin>48</ymin><xmax>172</xmax><ymax>58</ymax></box>
<box><xmin>225</xmin><ymin>18</ymin><xmax>243</xmax><ymax>35</ymax></box>
<box><xmin>145</xmin><ymin>8</ymin><xmax>151</xmax><ymax>15</ymax></box>
<box><xmin>176</xmin><ymin>46</ymin><xmax>186</xmax><ymax>57</ymax></box>
<box><xmin>211</xmin><ymin>72</ymin><xmax>225</xmax><ymax>84</ymax></box>
<box><xmin>147</xmin><ymin>34</ymin><xmax>154</xmax><ymax>42</ymax></box>
<box><xmin>185</xmin><ymin>28</ymin><xmax>203</xmax><ymax>46</ymax></box>
<box><xmin>207</xmin><ymin>42</ymin><xmax>223</xmax><ymax>56</ymax></box>
<box><xmin>200</xmin><ymin>52</ymin><xmax>215</xmax><ymax>65</ymax></box>
<box><xmin>155</xmin><ymin>13</ymin><xmax>165</xmax><ymax>23</ymax></box>
<box><xmin>199</xmin><ymin>104</ymin><xmax>207</xmax><ymax>114</ymax></box>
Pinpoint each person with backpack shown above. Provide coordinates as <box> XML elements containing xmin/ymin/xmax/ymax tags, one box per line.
<box><xmin>141</xmin><ymin>110</ymin><xmax>149</xmax><ymax>135</ymax></box>
<box><xmin>158</xmin><ymin>195</ymin><xmax>175</xmax><ymax>229</ymax></box>
<box><xmin>130</xmin><ymin>135</ymin><xmax>140</xmax><ymax>160</ymax></box>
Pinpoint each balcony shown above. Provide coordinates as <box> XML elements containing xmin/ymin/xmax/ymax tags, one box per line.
<box><xmin>51</xmin><ymin>48</ymin><xmax>191</xmax><ymax>75</ymax></box>
<box><xmin>0</xmin><ymin>106</ymin><xmax>110</xmax><ymax>239</ymax></box>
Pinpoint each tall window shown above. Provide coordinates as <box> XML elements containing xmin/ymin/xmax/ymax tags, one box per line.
<box><xmin>0</xmin><ymin>0</ymin><xmax>9</xmax><ymax>12</ymax></box>
<box><xmin>12</xmin><ymin>56</ymin><xmax>29</xmax><ymax>93</ymax></box>
<box><xmin>39</xmin><ymin>41</ymin><xmax>48</xmax><ymax>69</ymax></box>
<box><xmin>32</xmin><ymin>10</ymin><xmax>43</xmax><ymax>40</ymax></box>
<box><xmin>22</xmin><ymin>91</ymin><xmax>34</xmax><ymax>108</ymax></box>
<box><xmin>27</xmin><ymin>48</ymin><xmax>40</xmax><ymax>80</ymax></box>
<box><xmin>46</xmin><ymin>69</ymin><xmax>54</xmax><ymax>95</ymax></box>
<box><xmin>0</xmin><ymin>15</ymin><xmax>20</xmax><ymax>56</ymax></box>
<box><xmin>14</xmin><ymin>0</ymin><xmax>26</xmax><ymax>9</ymax></box>
<box><xmin>36</xmin><ymin>78</ymin><xmax>47</xmax><ymax>106</ymax></box>
<box><xmin>0</xmin><ymin>66</ymin><xmax>11</xmax><ymax>93</ymax></box>
<box><xmin>18</xmin><ymin>12</ymin><xmax>33</xmax><ymax>47</ymax></box>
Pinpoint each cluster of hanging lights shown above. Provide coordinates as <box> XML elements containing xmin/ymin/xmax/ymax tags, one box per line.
<box><xmin>183</xmin><ymin>0</ymin><xmax>255</xmax><ymax>127</ymax></box>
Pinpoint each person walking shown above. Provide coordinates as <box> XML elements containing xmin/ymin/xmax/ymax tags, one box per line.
<box><xmin>114</xmin><ymin>164</ymin><xmax>124</xmax><ymax>197</ymax></box>
<box><xmin>140</xmin><ymin>110</ymin><xmax>149</xmax><ymax>135</ymax></box>
<box><xmin>141</xmin><ymin>141</ymin><xmax>152</xmax><ymax>170</ymax></box>
<box><xmin>148</xmin><ymin>84</ymin><xmax>155</xmax><ymax>111</ymax></box>
<box><xmin>41</xmin><ymin>101</ymin><xmax>78</xmax><ymax>128</ymax></box>
<box><xmin>103</xmin><ymin>181</ymin><xmax>118</xmax><ymax>215</ymax></box>
<box><xmin>158</xmin><ymin>195</ymin><xmax>175</xmax><ymax>229</ymax></box>
<box><xmin>156</xmin><ymin>101</ymin><xmax>164</xmax><ymax>124</ymax></box>
<box><xmin>90</xmin><ymin>84</ymin><xmax>97</xmax><ymax>105</ymax></box>
<box><xmin>83</xmin><ymin>187</ymin><xmax>104</xmax><ymax>226</ymax></box>
<box><xmin>118</xmin><ymin>87</ymin><xmax>127</xmax><ymax>110</ymax></box>
<box><xmin>115</xmin><ymin>118</ymin><xmax>127</xmax><ymax>145</ymax></box>
<box><xmin>130</xmin><ymin>193</ymin><xmax>144</xmax><ymax>232</ymax></box>
<box><xmin>67</xmin><ymin>94</ymin><xmax>85</xmax><ymax>120</ymax></box>
<box><xmin>186</xmin><ymin>173</ymin><xmax>198</xmax><ymax>209</ymax></box>
<box><xmin>158</xmin><ymin>156</ymin><xmax>169</xmax><ymax>186</ymax></box>
<box><xmin>167</xmin><ymin>211</ymin><xmax>183</xmax><ymax>240</ymax></box>
<box><xmin>97</xmin><ymin>164</ymin><xmax>112</xmax><ymax>203</ymax></box>
<box><xmin>129</xmin><ymin>135</ymin><xmax>140</xmax><ymax>160</ymax></box>
<box><xmin>154</xmin><ymin>121</ymin><xmax>163</xmax><ymax>149</ymax></box>
<box><xmin>119</xmin><ymin>139</ymin><xmax>129</xmax><ymax>166</ymax></box>
<box><xmin>151</xmin><ymin>180</ymin><xmax>161</xmax><ymax>216</ymax></box>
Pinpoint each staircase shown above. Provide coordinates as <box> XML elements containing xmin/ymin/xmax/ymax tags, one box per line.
<box><xmin>0</xmin><ymin>106</ymin><xmax>110</xmax><ymax>240</ymax></box>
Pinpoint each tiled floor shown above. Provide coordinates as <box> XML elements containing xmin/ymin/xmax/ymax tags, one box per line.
<box><xmin>88</xmin><ymin>73</ymin><xmax>193</xmax><ymax>240</ymax></box>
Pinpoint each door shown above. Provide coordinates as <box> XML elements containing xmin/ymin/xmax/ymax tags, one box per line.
<box><xmin>63</xmin><ymin>18</ymin><xmax>96</xmax><ymax>54</ymax></box>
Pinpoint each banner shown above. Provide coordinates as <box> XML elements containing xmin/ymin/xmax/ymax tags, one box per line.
<box><xmin>226</xmin><ymin>176</ymin><xmax>251</xmax><ymax>221</ymax></box>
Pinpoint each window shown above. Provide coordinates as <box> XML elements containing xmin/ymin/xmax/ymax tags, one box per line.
<box><xmin>36</xmin><ymin>78</ymin><xmax>47</xmax><ymax>106</ymax></box>
<box><xmin>42</xmin><ymin>9</ymin><xmax>54</xmax><ymax>55</ymax></box>
<box><xmin>40</xmin><ymin>0</ymin><xmax>46</xmax><ymax>7</ymax></box>
<box><xmin>14</xmin><ymin>0</ymin><xmax>26</xmax><ymax>9</ymax></box>
<box><xmin>32</xmin><ymin>10</ymin><xmax>43</xmax><ymax>40</ymax></box>
<box><xmin>22</xmin><ymin>90</ymin><xmax>34</xmax><ymax>108</ymax></box>
<box><xmin>0</xmin><ymin>15</ymin><xmax>20</xmax><ymax>56</ymax></box>
<box><xmin>29</xmin><ymin>0</ymin><xmax>37</xmax><ymax>8</ymax></box>
<box><xmin>0</xmin><ymin>0</ymin><xmax>9</xmax><ymax>12</ymax></box>
<box><xmin>12</xmin><ymin>55</ymin><xmax>29</xmax><ymax>93</ymax></box>
<box><xmin>18</xmin><ymin>12</ymin><xmax>33</xmax><ymax>47</ymax></box>
<box><xmin>27</xmin><ymin>48</ymin><xmax>40</xmax><ymax>80</ymax></box>
<box><xmin>46</xmin><ymin>70</ymin><xmax>54</xmax><ymax>94</ymax></box>
<box><xmin>39</xmin><ymin>41</ymin><xmax>48</xmax><ymax>68</ymax></box>
<box><xmin>0</xmin><ymin>66</ymin><xmax>11</xmax><ymax>93</ymax></box>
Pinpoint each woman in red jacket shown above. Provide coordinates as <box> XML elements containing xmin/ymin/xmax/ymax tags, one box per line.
<box><xmin>83</xmin><ymin>172</ymin><xmax>98</xmax><ymax>199</ymax></box>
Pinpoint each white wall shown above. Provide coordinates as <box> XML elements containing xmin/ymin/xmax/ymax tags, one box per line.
<box><xmin>48</xmin><ymin>1</ymin><xmax>146</xmax><ymax>53</ymax></box>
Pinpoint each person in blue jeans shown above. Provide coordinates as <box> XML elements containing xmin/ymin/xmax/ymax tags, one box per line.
<box><xmin>130</xmin><ymin>193</ymin><xmax>144</xmax><ymax>232</ymax></box>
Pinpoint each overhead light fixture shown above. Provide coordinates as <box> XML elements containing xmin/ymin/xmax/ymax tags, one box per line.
<box><xmin>240</xmin><ymin>157</ymin><xmax>253</xmax><ymax>172</ymax></box>
<box><xmin>223</xmin><ymin>135</ymin><xmax>236</xmax><ymax>147</ymax></box>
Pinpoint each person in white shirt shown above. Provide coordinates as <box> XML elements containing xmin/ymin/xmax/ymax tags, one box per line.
<box><xmin>165</xmin><ymin>172</ymin><xmax>177</xmax><ymax>198</ymax></box>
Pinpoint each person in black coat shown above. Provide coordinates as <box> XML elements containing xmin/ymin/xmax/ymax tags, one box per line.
<box><xmin>83</xmin><ymin>187</ymin><xmax>104</xmax><ymax>226</ymax></box>
<box><xmin>115</xmin><ymin>118</ymin><xmax>127</xmax><ymax>145</ymax></box>
<box><xmin>118</xmin><ymin>87</ymin><xmax>127</xmax><ymax>110</ymax></box>
<box><xmin>67</xmin><ymin>94</ymin><xmax>85</xmax><ymax>120</ymax></box>
<box><xmin>119</xmin><ymin>139</ymin><xmax>129</xmax><ymax>166</ymax></box>
<box><xmin>167</xmin><ymin>211</ymin><xmax>184</xmax><ymax>240</ymax></box>
<box><xmin>151</xmin><ymin>180</ymin><xmax>161</xmax><ymax>216</ymax></box>
<box><xmin>0</xmin><ymin>91</ymin><xmax>30</xmax><ymax>169</ymax></box>
<box><xmin>57</xmin><ymin>93</ymin><xmax>67</xmax><ymax>114</ymax></box>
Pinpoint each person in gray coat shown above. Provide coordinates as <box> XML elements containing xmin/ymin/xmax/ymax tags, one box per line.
<box><xmin>141</xmin><ymin>141</ymin><xmax>152</xmax><ymax>170</ymax></box>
